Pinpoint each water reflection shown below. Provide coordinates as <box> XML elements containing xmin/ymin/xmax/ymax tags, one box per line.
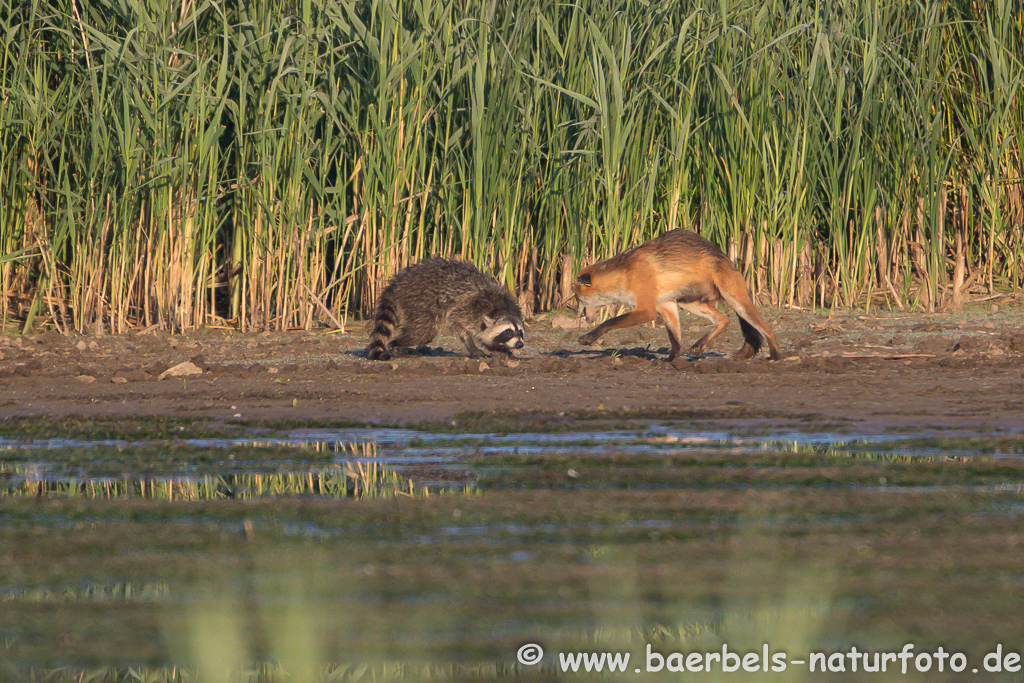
<box><xmin>0</xmin><ymin>441</ymin><xmax>472</xmax><ymax>500</ymax></box>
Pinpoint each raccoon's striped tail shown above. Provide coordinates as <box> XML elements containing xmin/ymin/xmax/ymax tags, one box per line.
<box><xmin>366</xmin><ymin>296</ymin><xmax>399</xmax><ymax>361</ymax></box>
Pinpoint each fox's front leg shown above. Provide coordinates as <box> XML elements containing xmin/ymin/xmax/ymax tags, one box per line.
<box><xmin>578</xmin><ymin>308</ymin><xmax>658</xmax><ymax>346</ymax></box>
<box><xmin>655</xmin><ymin>301</ymin><xmax>683</xmax><ymax>361</ymax></box>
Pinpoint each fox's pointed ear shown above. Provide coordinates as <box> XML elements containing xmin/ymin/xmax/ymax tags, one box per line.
<box><xmin>577</xmin><ymin>273</ymin><xmax>592</xmax><ymax>286</ymax></box>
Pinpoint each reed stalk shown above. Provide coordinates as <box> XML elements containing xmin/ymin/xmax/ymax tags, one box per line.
<box><xmin>1</xmin><ymin>0</ymin><xmax>1020</xmax><ymax>331</ymax></box>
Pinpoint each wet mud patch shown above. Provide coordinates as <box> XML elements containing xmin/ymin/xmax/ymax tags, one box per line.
<box><xmin>442</xmin><ymin>401</ymin><xmax>868</xmax><ymax>436</ymax></box>
<box><xmin>0</xmin><ymin>415</ymin><xmax>229</xmax><ymax>441</ymax></box>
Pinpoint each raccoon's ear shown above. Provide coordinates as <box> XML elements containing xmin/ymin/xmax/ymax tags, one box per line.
<box><xmin>481</xmin><ymin>315</ymin><xmax>495</xmax><ymax>330</ymax></box>
<box><xmin>577</xmin><ymin>273</ymin><xmax>592</xmax><ymax>287</ymax></box>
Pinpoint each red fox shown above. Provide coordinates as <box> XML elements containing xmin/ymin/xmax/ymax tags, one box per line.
<box><xmin>572</xmin><ymin>229</ymin><xmax>781</xmax><ymax>361</ymax></box>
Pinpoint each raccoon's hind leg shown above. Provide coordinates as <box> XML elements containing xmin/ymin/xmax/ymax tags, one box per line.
<box><xmin>388</xmin><ymin>325</ymin><xmax>439</xmax><ymax>357</ymax></box>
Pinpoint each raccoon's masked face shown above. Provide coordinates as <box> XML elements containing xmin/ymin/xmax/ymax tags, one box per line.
<box><xmin>479</xmin><ymin>316</ymin><xmax>526</xmax><ymax>356</ymax></box>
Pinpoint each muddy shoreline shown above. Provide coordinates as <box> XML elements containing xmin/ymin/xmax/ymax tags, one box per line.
<box><xmin>2</xmin><ymin>303</ymin><xmax>1023</xmax><ymax>436</ymax></box>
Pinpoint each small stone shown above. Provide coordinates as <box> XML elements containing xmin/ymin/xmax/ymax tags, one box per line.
<box><xmin>158</xmin><ymin>361</ymin><xmax>204</xmax><ymax>379</ymax></box>
<box><xmin>75</xmin><ymin>375</ymin><xmax>96</xmax><ymax>384</ymax></box>
<box><xmin>478</xmin><ymin>361</ymin><xmax>490</xmax><ymax>372</ymax></box>
<box><xmin>76</xmin><ymin>340</ymin><xmax>88</xmax><ymax>351</ymax></box>
<box><xmin>111</xmin><ymin>376</ymin><xmax>128</xmax><ymax>384</ymax></box>
<box><xmin>550</xmin><ymin>315</ymin><xmax>580</xmax><ymax>330</ymax></box>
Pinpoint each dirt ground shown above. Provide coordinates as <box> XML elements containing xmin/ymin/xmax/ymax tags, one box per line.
<box><xmin>1</xmin><ymin>300</ymin><xmax>1023</xmax><ymax>436</ymax></box>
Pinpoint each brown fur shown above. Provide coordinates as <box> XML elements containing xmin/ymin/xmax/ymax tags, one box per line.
<box><xmin>572</xmin><ymin>230</ymin><xmax>781</xmax><ymax>361</ymax></box>
<box><xmin>366</xmin><ymin>258</ymin><xmax>525</xmax><ymax>361</ymax></box>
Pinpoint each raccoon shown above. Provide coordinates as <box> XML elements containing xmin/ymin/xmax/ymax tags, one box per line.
<box><xmin>366</xmin><ymin>257</ymin><xmax>526</xmax><ymax>361</ymax></box>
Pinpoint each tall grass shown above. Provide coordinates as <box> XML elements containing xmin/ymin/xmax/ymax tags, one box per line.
<box><xmin>1</xmin><ymin>0</ymin><xmax>1021</xmax><ymax>332</ymax></box>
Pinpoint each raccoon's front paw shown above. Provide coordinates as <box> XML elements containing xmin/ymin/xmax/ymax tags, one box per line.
<box><xmin>578</xmin><ymin>332</ymin><xmax>598</xmax><ymax>346</ymax></box>
<box><xmin>366</xmin><ymin>346</ymin><xmax>393</xmax><ymax>361</ymax></box>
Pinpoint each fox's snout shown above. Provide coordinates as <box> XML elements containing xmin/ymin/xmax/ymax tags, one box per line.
<box><xmin>576</xmin><ymin>302</ymin><xmax>600</xmax><ymax>324</ymax></box>
<box><xmin>571</xmin><ymin>289</ymin><xmax>601</xmax><ymax>324</ymax></box>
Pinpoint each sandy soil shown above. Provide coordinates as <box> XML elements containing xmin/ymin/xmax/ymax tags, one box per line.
<box><xmin>1</xmin><ymin>301</ymin><xmax>1023</xmax><ymax>436</ymax></box>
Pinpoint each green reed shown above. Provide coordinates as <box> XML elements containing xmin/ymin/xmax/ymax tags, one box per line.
<box><xmin>1</xmin><ymin>0</ymin><xmax>1020</xmax><ymax>332</ymax></box>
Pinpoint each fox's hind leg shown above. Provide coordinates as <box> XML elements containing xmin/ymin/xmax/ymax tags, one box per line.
<box><xmin>717</xmin><ymin>270</ymin><xmax>781</xmax><ymax>360</ymax></box>
<box><xmin>679</xmin><ymin>301</ymin><xmax>730</xmax><ymax>357</ymax></box>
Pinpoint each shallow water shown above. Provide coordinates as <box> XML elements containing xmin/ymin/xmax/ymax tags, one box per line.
<box><xmin>3</xmin><ymin>422</ymin><xmax>1024</xmax><ymax>680</ymax></box>
<box><xmin>2</xmin><ymin>424</ymin><xmax>1023</xmax><ymax>500</ymax></box>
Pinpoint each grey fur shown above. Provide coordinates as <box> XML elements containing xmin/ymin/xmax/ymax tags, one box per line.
<box><xmin>366</xmin><ymin>258</ymin><xmax>526</xmax><ymax>361</ymax></box>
